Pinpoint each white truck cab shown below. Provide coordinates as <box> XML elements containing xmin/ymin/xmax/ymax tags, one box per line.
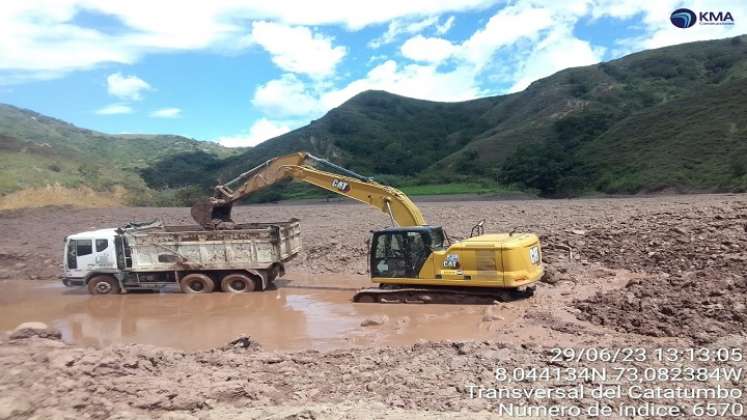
<box><xmin>62</xmin><ymin>228</ymin><xmax>119</xmax><ymax>291</ymax></box>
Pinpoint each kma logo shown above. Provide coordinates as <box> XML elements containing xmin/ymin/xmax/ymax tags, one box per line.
<box><xmin>699</xmin><ymin>10</ymin><xmax>735</xmax><ymax>25</ymax></box>
<box><xmin>670</xmin><ymin>8</ymin><xmax>696</xmax><ymax>28</ymax></box>
<box><xmin>671</xmin><ymin>8</ymin><xmax>734</xmax><ymax>28</ymax></box>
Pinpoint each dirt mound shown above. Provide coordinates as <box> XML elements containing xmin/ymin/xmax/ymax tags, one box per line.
<box><xmin>9</xmin><ymin>326</ymin><xmax>62</xmax><ymax>341</ymax></box>
<box><xmin>543</xmin><ymin>203</ymin><xmax>747</xmax><ymax>277</ymax></box>
<box><xmin>575</xmin><ymin>270</ymin><xmax>747</xmax><ymax>343</ymax></box>
<box><xmin>533</xmin><ymin>198</ymin><xmax>747</xmax><ymax>342</ymax></box>
<box><xmin>2</xmin><ymin>337</ymin><xmax>745</xmax><ymax>419</ymax></box>
<box><xmin>2</xmin><ymin>195</ymin><xmax>747</xmax><ymax>418</ymax></box>
<box><xmin>0</xmin><ymin>183</ymin><xmax>126</xmax><ymax>210</ymax></box>
<box><xmin>218</xmin><ymin>336</ymin><xmax>262</xmax><ymax>352</ymax></box>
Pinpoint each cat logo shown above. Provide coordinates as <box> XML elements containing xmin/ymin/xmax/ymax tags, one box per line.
<box><xmin>332</xmin><ymin>179</ymin><xmax>350</xmax><ymax>192</ymax></box>
<box><xmin>443</xmin><ymin>254</ymin><xmax>460</xmax><ymax>269</ymax></box>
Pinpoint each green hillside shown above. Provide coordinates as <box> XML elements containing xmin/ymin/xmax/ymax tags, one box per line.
<box><xmin>148</xmin><ymin>35</ymin><xmax>747</xmax><ymax>200</ymax></box>
<box><xmin>3</xmin><ymin>35</ymin><xmax>746</xmax><ymax>207</ymax></box>
<box><xmin>498</xmin><ymin>35</ymin><xmax>747</xmax><ymax>195</ymax></box>
<box><xmin>0</xmin><ymin>104</ymin><xmax>240</xmax><ymax>202</ymax></box>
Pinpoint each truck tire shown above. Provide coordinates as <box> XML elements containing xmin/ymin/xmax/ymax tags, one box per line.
<box><xmin>180</xmin><ymin>274</ymin><xmax>215</xmax><ymax>294</ymax></box>
<box><xmin>221</xmin><ymin>273</ymin><xmax>256</xmax><ymax>293</ymax></box>
<box><xmin>87</xmin><ymin>275</ymin><xmax>121</xmax><ymax>295</ymax></box>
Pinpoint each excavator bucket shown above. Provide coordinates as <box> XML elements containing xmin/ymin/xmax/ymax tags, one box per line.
<box><xmin>190</xmin><ymin>198</ymin><xmax>234</xmax><ymax>229</ymax></box>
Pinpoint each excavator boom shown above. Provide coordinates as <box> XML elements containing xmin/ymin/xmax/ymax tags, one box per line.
<box><xmin>282</xmin><ymin>165</ymin><xmax>426</xmax><ymax>226</ymax></box>
<box><xmin>191</xmin><ymin>152</ymin><xmax>426</xmax><ymax>228</ymax></box>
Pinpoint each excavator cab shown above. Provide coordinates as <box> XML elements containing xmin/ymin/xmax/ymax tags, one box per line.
<box><xmin>370</xmin><ymin>226</ymin><xmax>445</xmax><ymax>278</ymax></box>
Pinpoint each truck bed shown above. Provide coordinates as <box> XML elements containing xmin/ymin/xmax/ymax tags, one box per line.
<box><xmin>119</xmin><ymin>219</ymin><xmax>301</xmax><ymax>272</ymax></box>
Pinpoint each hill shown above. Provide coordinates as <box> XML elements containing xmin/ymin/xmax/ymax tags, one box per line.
<box><xmin>147</xmin><ymin>35</ymin><xmax>747</xmax><ymax>199</ymax></box>
<box><xmin>3</xmin><ymin>35</ymin><xmax>746</xmax><ymax>207</ymax></box>
<box><xmin>0</xmin><ymin>104</ymin><xmax>240</xmax><ymax>206</ymax></box>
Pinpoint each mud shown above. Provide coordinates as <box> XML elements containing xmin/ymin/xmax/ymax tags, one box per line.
<box><xmin>1</xmin><ymin>330</ymin><xmax>744</xmax><ymax>419</ymax></box>
<box><xmin>0</xmin><ymin>278</ymin><xmax>517</xmax><ymax>351</ymax></box>
<box><xmin>2</xmin><ymin>194</ymin><xmax>745</xmax><ymax>280</ymax></box>
<box><xmin>1</xmin><ymin>194</ymin><xmax>746</xmax><ymax>418</ymax></box>
<box><xmin>576</xmin><ymin>270</ymin><xmax>747</xmax><ymax>343</ymax></box>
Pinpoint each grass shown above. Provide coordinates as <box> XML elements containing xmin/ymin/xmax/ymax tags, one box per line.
<box><xmin>400</xmin><ymin>183</ymin><xmax>501</xmax><ymax>196</ymax></box>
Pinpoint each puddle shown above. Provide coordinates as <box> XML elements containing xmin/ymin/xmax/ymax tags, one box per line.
<box><xmin>0</xmin><ymin>277</ymin><xmax>514</xmax><ymax>351</ymax></box>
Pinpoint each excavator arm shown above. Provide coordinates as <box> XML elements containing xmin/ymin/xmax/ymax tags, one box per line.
<box><xmin>191</xmin><ymin>152</ymin><xmax>427</xmax><ymax>229</ymax></box>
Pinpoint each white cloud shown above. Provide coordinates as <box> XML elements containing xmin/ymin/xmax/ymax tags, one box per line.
<box><xmin>5</xmin><ymin>0</ymin><xmax>744</xmax><ymax>86</ymax></box>
<box><xmin>320</xmin><ymin>60</ymin><xmax>481</xmax><ymax>110</ymax></box>
<box><xmin>368</xmin><ymin>16</ymin><xmax>439</xmax><ymax>48</ymax></box>
<box><xmin>95</xmin><ymin>103</ymin><xmax>133</xmax><ymax>115</ymax></box>
<box><xmin>252</xmin><ymin>74</ymin><xmax>321</xmax><ymax>117</ymax></box>
<box><xmin>249</xmin><ymin>59</ymin><xmax>481</xmax><ymax>126</ymax></box>
<box><xmin>150</xmin><ymin>107</ymin><xmax>182</xmax><ymax>118</ymax></box>
<box><xmin>238</xmin><ymin>1</ymin><xmax>611</xmax><ymax>129</ymax></box>
<box><xmin>368</xmin><ymin>15</ymin><xmax>458</xmax><ymax>48</ymax></box>
<box><xmin>249</xmin><ymin>21</ymin><xmax>346</xmax><ymax>78</ymax></box>
<box><xmin>253</xmin><ymin>0</ymin><xmax>496</xmax><ymax>30</ymax></box>
<box><xmin>246</xmin><ymin>2</ymin><xmax>599</xmax><ymax>123</ymax></box>
<box><xmin>459</xmin><ymin>5</ymin><xmax>556</xmax><ymax>68</ymax></box>
<box><xmin>107</xmin><ymin>72</ymin><xmax>151</xmax><ymax>101</ymax></box>
<box><xmin>436</xmin><ymin>16</ymin><xmax>455</xmax><ymax>34</ymax></box>
<box><xmin>0</xmin><ymin>1</ymin><xmax>498</xmax><ymax>82</ymax></box>
<box><xmin>218</xmin><ymin>118</ymin><xmax>291</xmax><ymax>148</ymax></box>
<box><xmin>508</xmin><ymin>29</ymin><xmax>604</xmax><ymax>92</ymax></box>
<box><xmin>401</xmin><ymin>35</ymin><xmax>456</xmax><ymax>63</ymax></box>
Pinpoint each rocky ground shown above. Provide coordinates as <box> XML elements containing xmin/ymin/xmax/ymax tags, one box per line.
<box><xmin>1</xmin><ymin>194</ymin><xmax>746</xmax><ymax>419</ymax></box>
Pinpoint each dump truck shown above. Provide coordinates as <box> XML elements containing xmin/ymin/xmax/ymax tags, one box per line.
<box><xmin>61</xmin><ymin>219</ymin><xmax>301</xmax><ymax>295</ymax></box>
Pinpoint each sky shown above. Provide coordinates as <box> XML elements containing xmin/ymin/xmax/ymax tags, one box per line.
<box><xmin>0</xmin><ymin>0</ymin><xmax>745</xmax><ymax>147</ymax></box>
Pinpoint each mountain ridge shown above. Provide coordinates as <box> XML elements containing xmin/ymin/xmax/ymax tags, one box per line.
<box><xmin>191</xmin><ymin>34</ymin><xmax>746</xmax><ymax>197</ymax></box>
<box><xmin>2</xmin><ymin>34</ymin><xmax>746</xmax><ymax>206</ymax></box>
<box><xmin>0</xmin><ymin>102</ymin><xmax>240</xmax><ymax>204</ymax></box>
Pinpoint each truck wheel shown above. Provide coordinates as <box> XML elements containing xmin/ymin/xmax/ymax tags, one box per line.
<box><xmin>221</xmin><ymin>273</ymin><xmax>256</xmax><ymax>293</ymax></box>
<box><xmin>180</xmin><ymin>274</ymin><xmax>215</xmax><ymax>294</ymax></box>
<box><xmin>87</xmin><ymin>275</ymin><xmax>121</xmax><ymax>295</ymax></box>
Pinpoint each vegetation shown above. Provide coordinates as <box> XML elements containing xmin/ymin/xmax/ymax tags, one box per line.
<box><xmin>2</xmin><ymin>35</ymin><xmax>747</xmax><ymax>205</ymax></box>
<box><xmin>400</xmin><ymin>183</ymin><xmax>512</xmax><ymax>196</ymax></box>
<box><xmin>499</xmin><ymin>36</ymin><xmax>747</xmax><ymax>196</ymax></box>
<box><xmin>0</xmin><ymin>105</ymin><xmax>241</xmax><ymax>203</ymax></box>
<box><xmin>206</xmin><ymin>35</ymin><xmax>747</xmax><ymax>199</ymax></box>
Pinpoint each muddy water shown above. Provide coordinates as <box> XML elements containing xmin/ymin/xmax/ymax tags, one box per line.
<box><xmin>0</xmin><ymin>277</ymin><xmax>522</xmax><ymax>351</ymax></box>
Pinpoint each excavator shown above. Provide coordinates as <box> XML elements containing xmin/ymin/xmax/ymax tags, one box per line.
<box><xmin>191</xmin><ymin>152</ymin><xmax>544</xmax><ymax>303</ymax></box>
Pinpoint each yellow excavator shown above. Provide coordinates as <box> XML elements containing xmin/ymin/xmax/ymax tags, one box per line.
<box><xmin>191</xmin><ymin>152</ymin><xmax>543</xmax><ymax>303</ymax></box>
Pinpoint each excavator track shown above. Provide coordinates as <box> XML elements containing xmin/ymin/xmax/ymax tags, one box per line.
<box><xmin>352</xmin><ymin>285</ymin><xmax>535</xmax><ymax>304</ymax></box>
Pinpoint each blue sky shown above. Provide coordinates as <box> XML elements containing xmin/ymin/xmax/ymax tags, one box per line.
<box><xmin>0</xmin><ymin>0</ymin><xmax>744</xmax><ymax>147</ymax></box>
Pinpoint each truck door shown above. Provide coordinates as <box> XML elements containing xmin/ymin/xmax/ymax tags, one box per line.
<box><xmin>65</xmin><ymin>239</ymin><xmax>95</xmax><ymax>278</ymax></box>
<box><xmin>93</xmin><ymin>238</ymin><xmax>115</xmax><ymax>269</ymax></box>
